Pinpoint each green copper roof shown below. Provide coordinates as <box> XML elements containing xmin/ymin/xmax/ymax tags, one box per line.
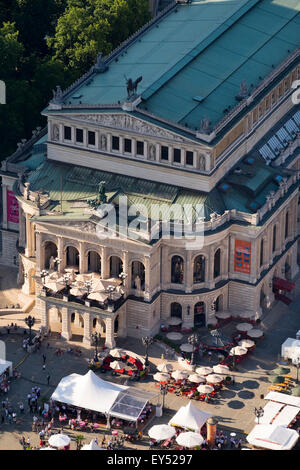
<box><xmin>60</xmin><ymin>0</ymin><xmax>300</xmax><ymax>131</ymax></box>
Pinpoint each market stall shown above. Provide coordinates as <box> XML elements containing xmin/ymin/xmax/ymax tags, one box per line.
<box><xmin>168</xmin><ymin>402</ymin><xmax>211</xmax><ymax>432</ymax></box>
<box><xmin>246</xmin><ymin>424</ymin><xmax>299</xmax><ymax>450</ymax></box>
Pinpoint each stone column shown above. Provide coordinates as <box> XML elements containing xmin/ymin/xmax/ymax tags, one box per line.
<box><xmin>185</xmin><ymin>251</ymin><xmax>193</xmax><ymax>293</ymax></box>
<box><xmin>101</xmin><ymin>246</ymin><xmax>110</xmax><ymax>278</ymax></box>
<box><xmin>105</xmin><ymin>317</ymin><xmax>116</xmax><ymax>349</ymax></box>
<box><xmin>61</xmin><ymin>307</ymin><xmax>71</xmax><ymax>340</ymax></box>
<box><xmin>1</xmin><ymin>184</ymin><xmax>7</xmax><ymax>229</ymax></box>
<box><xmin>25</xmin><ymin>213</ymin><xmax>33</xmax><ymax>258</ymax></box>
<box><xmin>144</xmin><ymin>255</ymin><xmax>151</xmax><ymax>300</ymax></box>
<box><xmin>19</xmin><ymin>207</ymin><xmax>26</xmax><ymax>248</ymax></box>
<box><xmin>35</xmin><ymin>232</ymin><xmax>44</xmax><ymax>272</ymax></box>
<box><xmin>36</xmin><ymin>298</ymin><xmax>49</xmax><ymax>333</ymax></box>
<box><xmin>122</xmin><ymin>250</ymin><xmax>129</xmax><ymax>290</ymax></box>
<box><xmin>57</xmin><ymin>237</ymin><xmax>65</xmax><ymax>273</ymax></box>
<box><xmin>83</xmin><ymin>311</ymin><xmax>92</xmax><ymax>345</ymax></box>
<box><xmin>79</xmin><ymin>242</ymin><xmax>87</xmax><ymax>273</ymax></box>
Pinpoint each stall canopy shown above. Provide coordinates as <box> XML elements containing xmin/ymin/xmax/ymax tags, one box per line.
<box><xmin>246</xmin><ymin>425</ymin><xmax>299</xmax><ymax>450</ymax></box>
<box><xmin>281</xmin><ymin>338</ymin><xmax>300</xmax><ymax>360</ymax></box>
<box><xmin>51</xmin><ymin>370</ymin><xmax>156</xmax><ymax>422</ymax></box>
<box><xmin>271</xmin><ymin>405</ymin><xmax>300</xmax><ymax>428</ymax></box>
<box><xmin>265</xmin><ymin>391</ymin><xmax>300</xmax><ymax>409</ymax></box>
<box><xmin>254</xmin><ymin>401</ymin><xmax>284</xmax><ymax>425</ymax></box>
<box><xmin>0</xmin><ymin>359</ymin><xmax>13</xmax><ymax>377</ymax></box>
<box><xmin>168</xmin><ymin>402</ymin><xmax>211</xmax><ymax>431</ymax></box>
<box><xmin>273</xmin><ymin>278</ymin><xmax>295</xmax><ymax>292</ymax></box>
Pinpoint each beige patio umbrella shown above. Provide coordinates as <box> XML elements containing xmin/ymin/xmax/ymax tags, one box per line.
<box><xmin>212</xmin><ymin>364</ymin><xmax>230</xmax><ymax>375</ymax></box>
<box><xmin>195</xmin><ymin>366</ymin><xmax>213</xmax><ymax>376</ymax></box>
<box><xmin>238</xmin><ymin>311</ymin><xmax>255</xmax><ymax>320</ymax></box>
<box><xmin>75</xmin><ymin>273</ymin><xmax>91</xmax><ymax>282</ymax></box>
<box><xmin>153</xmin><ymin>372</ymin><xmax>169</xmax><ymax>382</ymax></box>
<box><xmin>188</xmin><ymin>374</ymin><xmax>206</xmax><ymax>384</ymax></box>
<box><xmin>180</xmin><ymin>343</ymin><xmax>194</xmax><ymax>353</ymax></box>
<box><xmin>230</xmin><ymin>346</ymin><xmax>248</xmax><ymax>356</ymax></box>
<box><xmin>197</xmin><ymin>384</ymin><xmax>214</xmax><ymax>394</ymax></box>
<box><xmin>206</xmin><ymin>374</ymin><xmax>223</xmax><ymax>384</ymax></box>
<box><xmin>215</xmin><ymin>312</ymin><xmax>231</xmax><ymax>319</ymax></box>
<box><xmin>44</xmin><ymin>280</ymin><xmax>65</xmax><ymax>292</ymax></box>
<box><xmin>48</xmin><ymin>434</ymin><xmax>70</xmax><ymax>448</ymax></box>
<box><xmin>247</xmin><ymin>329</ymin><xmax>264</xmax><ymax>338</ymax></box>
<box><xmin>176</xmin><ymin>431</ymin><xmax>204</xmax><ymax>448</ymax></box>
<box><xmin>69</xmin><ymin>286</ymin><xmax>87</xmax><ymax>297</ymax></box>
<box><xmin>166</xmin><ymin>332</ymin><xmax>183</xmax><ymax>341</ymax></box>
<box><xmin>172</xmin><ymin>370</ymin><xmax>189</xmax><ymax>381</ymax></box>
<box><xmin>157</xmin><ymin>363</ymin><xmax>173</xmax><ymax>373</ymax></box>
<box><xmin>110</xmin><ymin>361</ymin><xmax>124</xmax><ymax>370</ymax></box>
<box><xmin>109</xmin><ymin>348</ymin><xmax>127</xmax><ymax>358</ymax></box>
<box><xmin>236</xmin><ymin>323</ymin><xmax>253</xmax><ymax>332</ymax></box>
<box><xmin>238</xmin><ymin>339</ymin><xmax>255</xmax><ymax>349</ymax></box>
<box><xmin>166</xmin><ymin>317</ymin><xmax>182</xmax><ymax>326</ymax></box>
<box><xmin>87</xmin><ymin>291</ymin><xmax>107</xmax><ymax>302</ymax></box>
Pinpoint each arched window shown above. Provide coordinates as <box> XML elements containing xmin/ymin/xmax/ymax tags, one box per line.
<box><xmin>170</xmin><ymin>302</ymin><xmax>182</xmax><ymax>319</ymax></box>
<box><xmin>66</xmin><ymin>246</ymin><xmax>79</xmax><ymax>267</ymax></box>
<box><xmin>88</xmin><ymin>251</ymin><xmax>101</xmax><ymax>273</ymax></box>
<box><xmin>193</xmin><ymin>255</ymin><xmax>205</xmax><ymax>283</ymax></box>
<box><xmin>272</xmin><ymin>225</ymin><xmax>277</xmax><ymax>253</ymax></box>
<box><xmin>131</xmin><ymin>261</ymin><xmax>145</xmax><ymax>290</ymax></box>
<box><xmin>171</xmin><ymin>256</ymin><xmax>184</xmax><ymax>284</ymax></box>
<box><xmin>285</xmin><ymin>212</ymin><xmax>289</xmax><ymax>239</ymax></box>
<box><xmin>260</xmin><ymin>239</ymin><xmax>264</xmax><ymax>267</ymax></box>
<box><xmin>110</xmin><ymin>256</ymin><xmax>123</xmax><ymax>277</ymax></box>
<box><xmin>44</xmin><ymin>241</ymin><xmax>58</xmax><ymax>269</ymax></box>
<box><xmin>194</xmin><ymin>302</ymin><xmax>205</xmax><ymax>327</ymax></box>
<box><xmin>214</xmin><ymin>249</ymin><xmax>221</xmax><ymax>278</ymax></box>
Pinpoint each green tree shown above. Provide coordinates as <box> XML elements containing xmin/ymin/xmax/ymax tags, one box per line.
<box><xmin>48</xmin><ymin>0</ymin><xmax>151</xmax><ymax>74</ymax></box>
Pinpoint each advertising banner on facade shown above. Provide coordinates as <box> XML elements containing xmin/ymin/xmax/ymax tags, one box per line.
<box><xmin>234</xmin><ymin>239</ymin><xmax>251</xmax><ymax>274</ymax></box>
<box><xmin>7</xmin><ymin>189</ymin><xmax>19</xmax><ymax>224</ymax></box>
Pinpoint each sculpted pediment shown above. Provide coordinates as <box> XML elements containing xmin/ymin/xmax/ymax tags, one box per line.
<box><xmin>67</xmin><ymin>113</ymin><xmax>187</xmax><ymax>143</ymax></box>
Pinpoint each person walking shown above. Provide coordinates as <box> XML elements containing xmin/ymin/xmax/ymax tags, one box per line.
<box><xmin>47</xmin><ymin>374</ymin><xmax>50</xmax><ymax>385</ymax></box>
<box><xmin>42</xmin><ymin>354</ymin><xmax>46</xmax><ymax>365</ymax></box>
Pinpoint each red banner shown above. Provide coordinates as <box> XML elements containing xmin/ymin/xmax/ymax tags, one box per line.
<box><xmin>234</xmin><ymin>239</ymin><xmax>251</xmax><ymax>274</ymax></box>
<box><xmin>7</xmin><ymin>190</ymin><xmax>19</xmax><ymax>224</ymax></box>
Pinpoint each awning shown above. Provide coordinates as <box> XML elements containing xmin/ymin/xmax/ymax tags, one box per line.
<box><xmin>274</xmin><ymin>293</ymin><xmax>292</xmax><ymax>305</ymax></box>
<box><xmin>273</xmin><ymin>278</ymin><xmax>295</xmax><ymax>292</ymax></box>
<box><xmin>271</xmin><ymin>405</ymin><xmax>300</xmax><ymax>427</ymax></box>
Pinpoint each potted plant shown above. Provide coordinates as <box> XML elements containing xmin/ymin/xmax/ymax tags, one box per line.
<box><xmin>225</xmin><ymin>376</ymin><xmax>232</xmax><ymax>385</ymax></box>
<box><xmin>75</xmin><ymin>434</ymin><xmax>84</xmax><ymax>450</ymax></box>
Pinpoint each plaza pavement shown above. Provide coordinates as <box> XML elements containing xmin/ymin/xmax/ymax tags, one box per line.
<box><xmin>0</xmin><ymin>271</ymin><xmax>299</xmax><ymax>450</ymax></box>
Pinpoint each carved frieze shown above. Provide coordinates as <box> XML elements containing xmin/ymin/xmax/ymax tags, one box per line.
<box><xmin>68</xmin><ymin>114</ymin><xmax>185</xmax><ymax>142</ymax></box>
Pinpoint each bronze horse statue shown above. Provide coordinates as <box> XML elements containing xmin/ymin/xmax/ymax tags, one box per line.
<box><xmin>125</xmin><ymin>75</ymin><xmax>143</xmax><ymax>99</ymax></box>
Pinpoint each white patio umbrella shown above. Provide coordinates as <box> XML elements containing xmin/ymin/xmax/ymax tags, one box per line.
<box><xmin>180</xmin><ymin>343</ymin><xmax>194</xmax><ymax>353</ymax></box>
<box><xmin>176</xmin><ymin>431</ymin><xmax>204</xmax><ymax>448</ymax></box>
<box><xmin>153</xmin><ymin>372</ymin><xmax>169</xmax><ymax>382</ymax></box>
<box><xmin>81</xmin><ymin>439</ymin><xmax>103</xmax><ymax>450</ymax></box>
<box><xmin>215</xmin><ymin>312</ymin><xmax>231</xmax><ymax>319</ymax></box>
<box><xmin>197</xmin><ymin>384</ymin><xmax>214</xmax><ymax>394</ymax></box>
<box><xmin>109</xmin><ymin>348</ymin><xmax>127</xmax><ymax>358</ymax></box>
<box><xmin>238</xmin><ymin>311</ymin><xmax>255</xmax><ymax>320</ymax></box>
<box><xmin>196</xmin><ymin>366</ymin><xmax>213</xmax><ymax>376</ymax></box>
<box><xmin>166</xmin><ymin>317</ymin><xmax>182</xmax><ymax>326</ymax></box>
<box><xmin>230</xmin><ymin>346</ymin><xmax>248</xmax><ymax>356</ymax></box>
<box><xmin>188</xmin><ymin>374</ymin><xmax>206</xmax><ymax>384</ymax></box>
<box><xmin>166</xmin><ymin>332</ymin><xmax>183</xmax><ymax>341</ymax></box>
<box><xmin>172</xmin><ymin>370</ymin><xmax>189</xmax><ymax>381</ymax></box>
<box><xmin>212</xmin><ymin>364</ymin><xmax>230</xmax><ymax>375</ymax></box>
<box><xmin>87</xmin><ymin>291</ymin><xmax>107</xmax><ymax>302</ymax></box>
<box><xmin>48</xmin><ymin>434</ymin><xmax>70</xmax><ymax>448</ymax></box>
<box><xmin>75</xmin><ymin>274</ymin><xmax>91</xmax><ymax>282</ymax></box>
<box><xmin>206</xmin><ymin>374</ymin><xmax>223</xmax><ymax>384</ymax></box>
<box><xmin>148</xmin><ymin>424</ymin><xmax>176</xmax><ymax>441</ymax></box>
<box><xmin>236</xmin><ymin>323</ymin><xmax>253</xmax><ymax>332</ymax></box>
<box><xmin>69</xmin><ymin>286</ymin><xmax>87</xmax><ymax>297</ymax></box>
<box><xmin>39</xmin><ymin>447</ymin><xmax>57</xmax><ymax>450</ymax></box>
<box><xmin>110</xmin><ymin>361</ymin><xmax>124</xmax><ymax>370</ymax></box>
<box><xmin>247</xmin><ymin>329</ymin><xmax>264</xmax><ymax>338</ymax></box>
<box><xmin>238</xmin><ymin>339</ymin><xmax>255</xmax><ymax>349</ymax></box>
<box><xmin>157</xmin><ymin>363</ymin><xmax>173</xmax><ymax>373</ymax></box>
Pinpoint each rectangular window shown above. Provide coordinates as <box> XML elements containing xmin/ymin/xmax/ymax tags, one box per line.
<box><xmin>124</xmin><ymin>138</ymin><xmax>132</xmax><ymax>153</ymax></box>
<box><xmin>88</xmin><ymin>131</ymin><xmax>95</xmax><ymax>146</ymax></box>
<box><xmin>64</xmin><ymin>126</ymin><xmax>72</xmax><ymax>140</ymax></box>
<box><xmin>112</xmin><ymin>136</ymin><xmax>120</xmax><ymax>151</ymax></box>
<box><xmin>173</xmin><ymin>148</ymin><xmax>181</xmax><ymax>163</ymax></box>
<box><xmin>161</xmin><ymin>146</ymin><xmax>169</xmax><ymax>161</ymax></box>
<box><xmin>76</xmin><ymin>128</ymin><xmax>83</xmax><ymax>143</ymax></box>
<box><xmin>136</xmin><ymin>141</ymin><xmax>144</xmax><ymax>156</ymax></box>
<box><xmin>186</xmin><ymin>151</ymin><xmax>194</xmax><ymax>166</ymax></box>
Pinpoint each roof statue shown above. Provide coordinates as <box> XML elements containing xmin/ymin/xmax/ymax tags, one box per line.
<box><xmin>87</xmin><ymin>181</ymin><xmax>107</xmax><ymax>209</ymax></box>
<box><xmin>125</xmin><ymin>75</ymin><xmax>143</xmax><ymax>99</ymax></box>
<box><xmin>50</xmin><ymin>85</ymin><xmax>63</xmax><ymax>104</ymax></box>
<box><xmin>199</xmin><ymin>116</ymin><xmax>211</xmax><ymax>134</ymax></box>
<box><xmin>236</xmin><ymin>79</ymin><xmax>250</xmax><ymax>101</ymax></box>
<box><xmin>92</xmin><ymin>52</ymin><xmax>108</xmax><ymax>73</ymax></box>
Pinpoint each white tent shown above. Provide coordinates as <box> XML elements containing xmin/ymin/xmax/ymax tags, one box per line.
<box><xmin>168</xmin><ymin>402</ymin><xmax>211</xmax><ymax>432</ymax></box>
<box><xmin>81</xmin><ymin>439</ymin><xmax>104</xmax><ymax>450</ymax></box>
<box><xmin>271</xmin><ymin>405</ymin><xmax>300</xmax><ymax>428</ymax></box>
<box><xmin>265</xmin><ymin>391</ymin><xmax>300</xmax><ymax>409</ymax></box>
<box><xmin>51</xmin><ymin>370</ymin><xmax>155</xmax><ymax>422</ymax></box>
<box><xmin>246</xmin><ymin>425</ymin><xmax>299</xmax><ymax>450</ymax></box>
<box><xmin>0</xmin><ymin>359</ymin><xmax>13</xmax><ymax>377</ymax></box>
<box><xmin>281</xmin><ymin>338</ymin><xmax>300</xmax><ymax>359</ymax></box>
<box><xmin>254</xmin><ymin>401</ymin><xmax>284</xmax><ymax>425</ymax></box>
